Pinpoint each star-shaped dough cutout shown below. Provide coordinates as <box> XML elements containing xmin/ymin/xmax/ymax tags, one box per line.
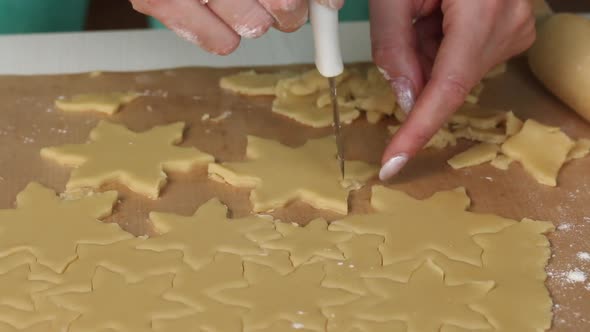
<box><xmin>41</xmin><ymin>121</ymin><xmax>214</xmax><ymax>198</ymax></box>
<box><xmin>322</xmin><ymin>296</ymin><xmax>404</xmax><ymax>332</ymax></box>
<box><xmin>208</xmin><ymin>136</ymin><xmax>377</xmax><ymax>214</ymax></box>
<box><xmin>0</xmin><ymin>182</ymin><xmax>130</xmax><ymax>273</ymax></box>
<box><xmin>163</xmin><ymin>253</ymin><xmax>247</xmax><ymax>310</ymax></box>
<box><xmin>55</xmin><ymin>91</ymin><xmax>139</xmax><ymax>115</ymax></box>
<box><xmin>138</xmin><ymin>199</ymin><xmax>274</xmax><ymax>269</ymax></box>
<box><xmin>359</xmin><ymin>260</ymin><xmax>494</xmax><ymax>332</ymax></box>
<box><xmin>0</xmin><ymin>265</ymin><xmax>52</xmax><ymax>311</ymax></box>
<box><xmin>39</xmin><ymin>237</ymin><xmax>183</xmax><ymax>296</ymax></box>
<box><xmin>49</xmin><ymin>268</ymin><xmax>192</xmax><ymax>332</ymax></box>
<box><xmin>331</xmin><ymin>186</ymin><xmax>511</xmax><ymax>266</ymax></box>
<box><xmin>0</xmin><ymin>321</ymin><xmax>53</xmax><ymax>332</ymax></box>
<box><xmin>261</xmin><ymin>219</ymin><xmax>352</xmax><ymax>267</ymax></box>
<box><xmin>153</xmin><ymin>298</ymin><xmax>246</xmax><ymax>332</ymax></box>
<box><xmin>322</xmin><ymin>234</ymin><xmax>384</xmax><ymax>295</ymax></box>
<box><xmin>214</xmin><ymin>262</ymin><xmax>357</xmax><ymax>332</ymax></box>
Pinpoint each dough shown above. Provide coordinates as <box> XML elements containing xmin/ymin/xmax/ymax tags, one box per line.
<box><xmin>501</xmin><ymin>119</ymin><xmax>575</xmax><ymax>186</ymax></box>
<box><xmin>490</xmin><ymin>154</ymin><xmax>514</xmax><ymax>170</ymax></box>
<box><xmin>41</xmin><ymin>121</ymin><xmax>214</xmax><ymax>199</ymax></box>
<box><xmin>214</xmin><ymin>262</ymin><xmax>356</xmax><ymax>332</ymax></box>
<box><xmin>505</xmin><ymin>111</ymin><xmax>524</xmax><ymax>136</ymax></box>
<box><xmin>528</xmin><ymin>14</ymin><xmax>590</xmax><ymax>123</ymax></box>
<box><xmin>138</xmin><ymin>198</ymin><xmax>275</xmax><ymax>269</ymax></box>
<box><xmin>453</xmin><ymin>127</ymin><xmax>507</xmax><ymax>145</ymax></box>
<box><xmin>328</xmin><ymin>185</ymin><xmax>553</xmax><ymax>332</ymax></box>
<box><xmin>208</xmin><ymin>136</ymin><xmax>378</xmax><ymax>214</ymax></box>
<box><xmin>359</xmin><ymin>260</ymin><xmax>494</xmax><ymax>332</ymax></box>
<box><xmin>49</xmin><ymin>267</ymin><xmax>192</xmax><ymax>332</ymax></box>
<box><xmin>55</xmin><ymin>92</ymin><xmax>139</xmax><ymax>115</ymax></box>
<box><xmin>162</xmin><ymin>253</ymin><xmax>248</xmax><ymax>310</ymax></box>
<box><xmin>450</xmin><ymin>104</ymin><xmax>507</xmax><ymax>130</ymax></box>
<box><xmin>484</xmin><ymin>63</ymin><xmax>508</xmax><ymax>79</ymax></box>
<box><xmin>153</xmin><ymin>299</ymin><xmax>246</xmax><ymax>332</ymax></box>
<box><xmin>0</xmin><ymin>265</ymin><xmax>52</xmax><ymax>311</ymax></box>
<box><xmin>220</xmin><ymin>70</ymin><xmax>295</xmax><ymax>96</ymax></box>
<box><xmin>332</xmin><ymin>186</ymin><xmax>512</xmax><ymax>266</ymax></box>
<box><xmin>0</xmin><ymin>182</ymin><xmax>129</xmax><ymax>273</ymax></box>
<box><xmin>447</xmin><ymin>143</ymin><xmax>499</xmax><ymax>170</ymax></box>
<box><xmin>261</xmin><ymin>219</ymin><xmax>352</xmax><ymax>267</ymax></box>
<box><xmin>272</xmin><ymin>92</ymin><xmax>361</xmax><ymax>128</ymax></box>
<box><xmin>567</xmin><ymin>138</ymin><xmax>590</xmax><ymax>161</ymax></box>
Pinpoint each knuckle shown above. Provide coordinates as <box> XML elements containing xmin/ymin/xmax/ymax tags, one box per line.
<box><xmin>435</xmin><ymin>75</ymin><xmax>470</xmax><ymax>104</ymax></box>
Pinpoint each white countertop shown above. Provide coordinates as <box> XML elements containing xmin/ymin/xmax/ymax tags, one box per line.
<box><xmin>0</xmin><ymin>22</ymin><xmax>371</xmax><ymax>75</ymax></box>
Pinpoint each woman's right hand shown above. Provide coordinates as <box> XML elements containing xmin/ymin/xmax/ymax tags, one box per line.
<box><xmin>129</xmin><ymin>0</ymin><xmax>344</xmax><ymax>55</ymax></box>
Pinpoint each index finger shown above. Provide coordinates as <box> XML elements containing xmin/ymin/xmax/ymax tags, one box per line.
<box><xmin>379</xmin><ymin>14</ymin><xmax>488</xmax><ymax>180</ymax></box>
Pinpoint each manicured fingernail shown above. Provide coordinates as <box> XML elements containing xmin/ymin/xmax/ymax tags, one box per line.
<box><xmin>390</xmin><ymin>77</ymin><xmax>415</xmax><ymax>114</ymax></box>
<box><xmin>328</xmin><ymin>0</ymin><xmax>344</xmax><ymax>9</ymax></box>
<box><xmin>377</xmin><ymin>66</ymin><xmax>391</xmax><ymax>80</ymax></box>
<box><xmin>379</xmin><ymin>154</ymin><xmax>408</xmax><ymax>181</ymax></box>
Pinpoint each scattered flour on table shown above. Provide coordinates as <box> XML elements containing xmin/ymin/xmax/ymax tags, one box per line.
<box><xmin>577</xmin><ymin>252</ymin><xmax>590</xmax><ymax>262</ymax></box>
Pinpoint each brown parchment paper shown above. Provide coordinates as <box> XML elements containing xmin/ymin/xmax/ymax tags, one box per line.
<box><xmin>0</xmin><ymin>58</ymin><xmax>588</xmax><ymax>330</ymax></box>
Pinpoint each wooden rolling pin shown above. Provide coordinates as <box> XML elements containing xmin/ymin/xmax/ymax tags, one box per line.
<box><xmin>528</xmin><ymin>14</ymin><xmax>590</xmax><ymax>123</ymax></box>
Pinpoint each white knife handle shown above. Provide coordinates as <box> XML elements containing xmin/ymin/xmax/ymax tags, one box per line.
<box><xmin>309</xmin><ymin>0</ymin><xmax>343</xmax><ymax>78</ymax></box>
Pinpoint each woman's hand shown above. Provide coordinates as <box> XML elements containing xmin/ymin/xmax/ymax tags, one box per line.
<box><xmin>129</xmin><ymin>0</ymin><xmax>344</xmax><ymax>55</ymax></box>
<box><xmin>372</xmin><ymin>0</ymin><xmax>536</xmax><ymax>180</ymax></box>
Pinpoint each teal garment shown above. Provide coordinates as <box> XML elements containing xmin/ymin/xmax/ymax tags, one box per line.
<box><xmin>0</xmin><ymin>0</ymin><xmax>89</xmax><ymax>34</ymax></box>
<box><xmin>149</xmin><ymin>0</ymin><xmax>369</xmax><ymax>29</ymax></box>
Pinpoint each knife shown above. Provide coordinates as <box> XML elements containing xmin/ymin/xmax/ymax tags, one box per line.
<box><xmin>309</xmin><ymin>0</ymin><xmax>345</xmax><ymax>179</ymax></box>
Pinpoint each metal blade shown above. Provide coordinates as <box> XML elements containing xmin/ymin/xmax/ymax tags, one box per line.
<box><xmin>328</xmin><ymin>77</ymin><xmax>345</xmax><ymax>179</ymax></box>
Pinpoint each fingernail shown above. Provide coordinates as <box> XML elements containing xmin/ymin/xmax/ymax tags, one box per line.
<box><xmin>379</xmin><ymin>154</ymin><xmax>408</xmax><ymax>181</ymax></box>
<box><xmin>390</xmin><ymin>77</ymin><xmax>415</xmax><ymax>114</ymax></box>
<box><xmin>328</xmin><ymin>0</ymin><xmax>344</xmax><ymax>9</ymax></box>
<box><xmin>281</xmin><ymin>0</ymin><xmax>298</xmax><ymax>11</ymax></box>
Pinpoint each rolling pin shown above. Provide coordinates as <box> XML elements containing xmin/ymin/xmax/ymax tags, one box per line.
<box><xmin>528</xmin><ymin>14</ymin><xmax>590</xmax><ymax>123</ymax></box>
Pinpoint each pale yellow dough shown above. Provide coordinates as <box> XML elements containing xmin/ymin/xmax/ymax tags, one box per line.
<box><xmin>529</xmin><ymin>14</ymin><xmax>590</xmax><ymax>123</ymax></box>
<box><xmin>447</xmin><ymin>143</ymin><xmax>499</xmax><ymax>170</ymax></box>
<box><xmin>55</xmin><ymin>91</ymin><xmax>139</xmax><ymax>115</ymax></box>
<box><xmin>567</xmin><ymin>138</ymin><xmax>590</xmax><ymax>161</ymax></box>
<box><xmin>501</xmin><ymin>119</ymin><xmax>575</xmax><ymax>186</ymax></box>
<box><xmin>220</xmin><ymin>70</ymin><xmax>295</xmax><ymax>96</ymax></box>
<box><xmin>0</xmin><ymin>182</ymin><xmax>128</xmax><ymax>273</ymax></box>
<box><xmin>41</xmin><ymin>121</ymin><xmax>214</xmax><ymax>199</ymax></box>
<box><xmin>208</xmin><ymin>136</ymin><xmax>377</xmax><ymax>214</ymax></box>
<box><xmin>0</xmin><ymin>183</ymin><xmax>555</xmax><ymax>331</ymax></box>
<box><xmin>490</xmin><ymin>154</ymin><xmax>514</xmax><ymax>170</ymax></box>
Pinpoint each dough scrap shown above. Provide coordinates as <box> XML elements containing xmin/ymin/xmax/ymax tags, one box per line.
<box><xmin>214</xmin><ymin>262</ymin><xmax>357</xmax><ymax>332</ymax></box>
<box><xmin>501</xmin><ymin>119</ymin><xmax>575</xmax><ymax>186</ymax></box>
<box><xmin>272</xmin><ymin>92</ymin><xmax>361</xmax><ymax>128</ymax></box>
<box><xmin>453</xmin><ymin>126</ymin><xmax>507</xmax><ymax>145</ymax></box>
<box><xmin>49</xmin><ymin>268</ymin><xmax>192</xmax><ymax>332</ymax></box>
<box><xmin>55</xmin><ymin>92</ymin><xmax>139</xmax><ymax>115</ymax></box>
<box><xmin>567</xmin><ymin>138</ymin><xmax>590</xmax><ymax>161</ymax></box>
<box><xmin>450</xmin><ymin>104</ymin><xmax>507</xmax><ymax>130</ymax></box>
<box><xmin>41</xmin><ymin>121</ymin><xmax>213</xmax><ymax>199</ymax></box>
<box><xmin>208</xmin><ymin>136</ymin><xmax>378</xmax><ymax>214</ymax></box>
<box><xmin>447</xmin><ymin>143</ymin><xmax>499</xmax><ymax>170</ymax></box>
<box><xmin>138</xmin><ymin>198</ymin><xmax>274</xmax><ymax>269</ymax></box>
<box><xmin>0</xmin><ymin>182</ymin><xmax>129</xmax><ymax>273</ymax></box>
<box><xmin>261</xmin><ymin>219</ymin><xmax>352</xmax><ymax>267</ymax></box>
<box><xmin>360</xmin><ymin>260</ymin><xmax>494</xmax><ymax>332</ymax></box>
<box><xmin>505</xmin><ymin>111</ymin><xmax>524</xmax><ymax>136</ymax></box>
<box><xmin>490</xmin><ymin>154</ymin><xmax>514</xmax><ymax>170</ymax></box>
<box><xmin>220</xmin><ymin>70</ymin><xmax>295</xmax><ymax>96</ymax></box>
<box><xmin>484</xmin><ymin>63</ymin><xmax>508</xmax><ymax>79</ymax></box>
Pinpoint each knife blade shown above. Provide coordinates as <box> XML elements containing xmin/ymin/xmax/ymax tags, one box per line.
<box><xmin>328</xmin><ymin>76</ymin><xmax>345</xmax><ymax>178</ymax></box>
